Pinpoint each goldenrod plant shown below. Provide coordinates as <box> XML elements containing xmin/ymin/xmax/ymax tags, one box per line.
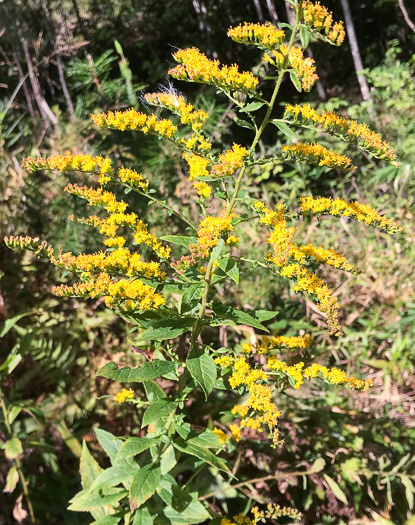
<box><xmin>4</xmin><ymin>1</ymin><xmax>402</xmax><ymax>523</ymax></box>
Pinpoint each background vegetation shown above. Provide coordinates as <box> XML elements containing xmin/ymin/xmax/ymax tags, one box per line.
<box><xmin>1</xmin><ymin>0</ymin><xmax>415</xmax><ymax>523</ymax></box>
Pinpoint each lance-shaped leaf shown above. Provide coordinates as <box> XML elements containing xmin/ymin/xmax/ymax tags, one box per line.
<box><xmin>117</xmin><ymin>437</ymin><xmax>158</xmax><ymax>461</ymax></box>
<box><xmin>142</xmin><ymin>400</ymin><xmax>178</xmax><ymax>427</ymax></box>
<box><xmin>134</xmin><ymin>318</ymin><xmax>195</xmax><ymax>342</ymax></box>
<box><xmin>130</xmin><ymin>464</ymin><xmax>161</xmax><ymax>510</ymax></box>
<box><xmin>97</xmin><ymin>361</ymin><xmax>177</xmax><ymax>383</ymax></box>
<box><xmin>187</xmin><ymin>350</ymin><xmax>216</xmax><ymax>400</ymax></box>
<box><xmin>173</xmin><ymin>438</ymin><xmax>231</xmax><ymax>475</ymax></box>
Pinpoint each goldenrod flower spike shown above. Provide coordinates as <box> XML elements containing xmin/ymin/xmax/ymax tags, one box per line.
<box><xmin>228</xmin><ymin>22</ymin><xmax>285</xmax><ymax>50</ymax></box>
<box><xmin>4</xmin><ymin>235</ymin><xmax>54</xmax><ymax>258</ymax></box>
<box><xmin>169</xmin><ymin>47</ymin><xmax>259</xmax><ymax>94</ymax></box>
<box><xmin>144</xmin><ymin>92</ymin><xmax>209</xmax><ymax>131</ymax></box>
<box><xmin>211</xmin><ymin>143</ymin><xmax>247</xmax><ymax>178</ymax></box>
<box><xmin>91</xmin><ymin>108</ymin><xmax>177</xmax><ymax>138</ymax></box>
<box><xmin>300</xmin><ymin>195</ymin><xmax>402</xmax><ymax>233</ymax></box>
<box><xmin>53</xmin><ymin>273</ymin><xmax>165</xmax><ymax>311</ymax></box>
<box><xmin>285</xmin><ymin>103</ymin><xmax>398</xmax><ymax>163</ymax></box>
<box><xmin>196</xmin><ymin>215</ymin><xmax>238</xmax><ymax>257</ymax></box>
<box><xmin>282</xmin><ymin>142</ymin><xmax>356</xmax><ymax>171</ymax></box>
<box><xmin>301</xmin><ymin>1</ymin><xmax>346</xmax><ymax>46</ymax></box>
<box><xmin>114</xmin><ymin>388</ymin><xmax>134</xmax><ymax>403</ymax></box>
<box><xmin>22</xmin><ymin>152</ymin><xmax>113</xmax><ymax>185</ymax></box>
<box><xmin>265</xmin><ymin>45</ymin><xmax>318</xmax><ymax>91</ymax></box>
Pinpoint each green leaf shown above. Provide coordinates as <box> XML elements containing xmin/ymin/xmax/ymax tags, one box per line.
<box><xmin>132</xmin><ymin>507</ymin><xmax>154</xmax><ymax>525</ymax></box>
<box><xmin>217</xmin><ymin>257</ymin><xmax>239</xmax><ymax>284</ymax></box>
<box><xmin>142</xmin><ymin>400</ymin><xmax>177</xmax><ymax>427</ymax></box>
<box><xmin>90</xmin><ymin>464</ymin><xmax>138</xmax><ymax>492</ymax></box>
<box><xmin>161</xmin><ymin>235</ymin><xmax>197</xmax><ymax>248</ymax></box>
<box><xmin>255</xmin><ymin>310</ymin><xmax>278</xmax><ymax>322</ymax></box>
<box><xmin>300</xmin><ymin>27</ymin><xmax>311</xmax><ymax>49</ymax></box>
<box><xmin>68</xmin><ymin>488</ymin><xmax>127</xmax><ymax>511</ymax></box>
<box><xmin>134</xmin><ymin>318</ymin><xmax>195</xmax><ymax>342</ymax></box>
<box><xmin>0</xmin><ymin>311</ymin><xmax>33</xmax><ymax>338</ymax></box>
<box><xmin>323</xmin><ymin>474</ymin><xmax>348</xmax><ymax>504</ymax></box>
<box><xmin>270</xmin><ymin>120</ymin><xmax>298</xmax><ymax>139</ymax></box>
<box><xmin>307</xmin><ymin>457</ymin><xmax>325</xmax><ymax>474</ymax></box>
<box><xmin>289</xmin><ymin>70</ymin><xmax>302</xmax><ymax>92</ymax></box>
<box><xmin>117</xmin><ymin>437</ymin><xmax>158</xmax><ymax>460</ymax></box>
<box><xmin>160</xmin><ymin>444</ymin><xmax>178</xmax><ymax>475</ymax></box>
<box><xmin>402</xmin><ymin>476</ymin><xmax>415</xmax><ymax>509</ymax></box>
<box><xmin>91</xmin><ymin>516</ymin><xmax>122</xmax><ymax>525</ymax></box>
<box><xmin>173</xmin><ymin>438</ymin><xmax>231</xmax><ymax>474</ymax></box>
<box><xmin>95</xmin><ymin>429</ymin><xmax>123</xmax><ymax>463</ymax></box>
<box><xmin>233</xmin><ymin>117</ymin><xmax>255</xmax><ymax>130</ymax></box>
<box><xmin>143</xmin><ymin>381</ymin><xmax>166</xmax><ymax>401</ymax></box>
<box><xmin>211</xmin><ymin>303</ymin><xmax>269</xmax><ymax>332</ymax></box>
<box><xmin>4</xmin><ymin>466</ymin><xmax>19</xmax><ymax>493</ymax></box>
<box><xmin>188</xmin><ymin>430</ymin><xmax>222</xmax><ymax>449</ymax></box>
<box><xmin>130</xmin><ymin>464</ymin><xmax>161</xmax><ymax>509</ymax></box>
<box><xmin>0</xmin><ymin>353</ymin><xmax>22</xmax><ymax>376</ymax></box>
<box><xmin>187</xmin><ymin>351</ymin><xmax>217</xmax><ymax>399</ymax></box>
<box><xmin>5</xmin><ymin>437</ymin><xmax>23</xmax><ymax>459</ymax></box>
<box><xmin>97</xmin><ymin>361</ymin><xmax>177</xmax><ymax>383</ymax></box>
<box><xmin>162</xmin><ymin>497</ymin><xmax>211</xmax><ymax>524</ymax></box>
<box><xmin>239</xmin><ymin>101</ymin><xmax>266</xmax><ymax>113</ymax></box>
<box><xmin>80</xmin><ymin>441</ymin><xmax>103</xmax><ymax>490</ymax></box>
<box><xmin>209</xmin><ymin>238</ymin><xmax>224</xmax><ymax>265</ymax></box>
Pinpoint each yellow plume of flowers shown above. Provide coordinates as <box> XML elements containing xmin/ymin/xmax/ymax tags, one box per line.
<box><xmin>265</xmin><ymin>45</ymin><xmax>318</xmax><ymax>91</ymax></box>
<box><xmin>285</xmin><ymin>103</ymin><xmax>397</xmax><ymax>163</ymax></box>
<box><xmin>196</xmin><ymin>214</ymin><xmax>238</xmax><ymax>257</ymax></box>
<box><xmin>91</xmin><ymin>108</ymin><xmax>177</xmax><ymax>138</ymax></box>
<box><xmin>300</xmin><ymin>195</ymin><xmax>401</xmax><ymax>233</ymax></box>
<box><xmin>22</xmin><ymin>152</ymin><xmax>113</xmax><ymax>185</ymax></box>
<box><xmin>242</xmin><ymin>334</ymin><xmax>313</xmax><ymax>354</ymax></box>
<box><xmin>227</xmin><ymin>22</ymin><xmax>285</xmax><ymax>50</ymax></box>
<box><xmin>65</xmin><ymin>184</ymin><xmax>171</xmax><ymax>258</ymax></box>
<box><xmin>211</xmin><ymin>143</ymin><xmax>247</xmax><ymax>178</ymax></box>
<box><xmin>193</xmin><ymin>181</ymin><xmax>212</xmax><ymax>198</ymax></box>
<box><xmin>282</xmin><ymin>142</ymin><xmax>356</xmax><ymax>170</ymax></box>
<box><xmin>302</xmin><ymin>1</ymin><xmax>346</xmax><ymax>45</ymax></box>
<box><xmin>144</xmin><ymin>92</ymin><xmax>208</xmax><ymax>132</ymax></box>
<box><xmin>51</xmin><ymin>248</ymin><xmax>165</xmax><ymax>280</ymax></box>
<box><xmin>182</xmin><ymin>152</ymin><xmax>210</xmax><ymax>180</ymax></box>
<box><xmin>53</xmin><ymin>273</ymin><xmax>165</xmax><ymax>311</ymax></box>
<box><xmin>169</xmin><ymin>47</ymin><xmax>259</xmax><ymax>93</ymax></box>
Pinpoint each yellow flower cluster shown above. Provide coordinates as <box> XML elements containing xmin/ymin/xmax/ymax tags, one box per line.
<box><xmin>211</xmin><ymin>143</ymin><xmax>247</xmax><ymax>178</ymax></box>
<box><xmin>303</xmin><ymin>362</ymin><xmax>371</xmax><ymax>390</ymax></box>
<box><xmin>144</xmin><ymin>92</ymin><xmax>209</xmax><ymax>131</ymax></box>
<box><xmin>267</xmin><ymin>357</ymin><xmax>304</xmax><ymax>388</ymax></box>
<box><xmin>65</xmin><ymin>184</ymin><xmax>171</xmax><ymax>257</ymax></box>
<box><xmin>221</xmin><ymin>513</ymin><xmax>256</xmax><ymax>525</ymax></box>
<box><xmin>22</xmin><ymin>152</ymin><xmax>113</xmax><ymax>185</ymax></box>
<box><xmin>300</xmin><ymin>195</ymin><xmax>401</xmax><ymax>233</ymax></box>
<box><xmin>182</xmin><ymin>152</ymin><xmax>210</xmax><ymax>180</ymax></box>
<box><xmin>252</xmin><ymin>504</ymin><xmax>302</xmax><ymax>522</ymax></box>
<box><xmin>53</xmin><ymin>273</ymin><xmax>165</xmax><ymax>311</ymax></box>
<box><xmin>91</xmin><ymin>109</ymin><xmax>177</xmax><ymax>138</ymax></box>
<box><xmin>227</xmin><ymin>22</ymin><xmax>285</xmax><ymax>50</ymax></box>
<box><xmin>253</xmin><ymin>200</ymin><xmax>347</xmax><ymax>333</ymax></box>
<box><xmin>118</xmin><ymin>168</ymin><xmax>149</xmax><ymax>192</ymax></box>
<box><xmin>114</xmin><ymin>388</ymin><xmax>134</xmax><ymax>403</ymax></box>
<box><xmin>284</xmin><ymin>103</ymin><xmax>397</xmax><ymax>162</ymax></box>
<box><xmin>196</xmin><ymin>215</ymin><xmax>238</xmax><ymax>257</ymax></box>
<box><xmin>298</xmin><ymin>244</ymin><xmax>357</xmax><ymax>273</ymax></box>
<box><xmin>282</xmin><ymin>142</ymin><xmax>356</xmax><ymax>170</ymax></box>
<box><xmin>193</xmin><ymin>181</ymin><xmax>212</xmax><ymax>198</ymax></box>
<box><xmin>265</xmin><ymin>45</ymin><xmax>318</xmax><ymax>91</ymax></box>
<box><xmin>302</xmin><ymin>1</ymin><xmax>346</xmax><ymax>46</ymax></box>
<box><xmin>4</xmin><ymin>235</ymin><xmax>53</xmax><ymax>258</ymax></box>
<box><xmin>280</xmin><ymin>262</ymin><xmax>341</xmax><ymax>334</ymax></box>
<box><xmin>51</xmin><ymin>248</ymin><xmax>165</xmax><ymax>280</ymax></box>
<box><xmin>169</xmin><ymin>47</ymin><xmax>259</xmax><ymax>93</ymax></box>
<box><xmin>225</xmin><ymin>356</ymin><xmax>281</xmax><ymax>441</ymax></box>
<box><xmin>242</xmin><ymin>334</ymin><xmax>313</xmax><ymax>354</ymax></box>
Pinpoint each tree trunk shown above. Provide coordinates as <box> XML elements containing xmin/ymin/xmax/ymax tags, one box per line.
<box><xmin>252</xmin><ymin>0</ymin><xmax>264</xmax><ymax>22</ymax></box>
<box><xmin>56</xmin><ymin>55</ymin><xmax>76</xmax><ymax>120</ymax></box>
<box><xmin>397</xmin><ymin>0</ymin><xmax>415</xmax><ymax>33</ymax></box>
<box><xmin>265</xmin><ymin>0</ymin><xmax>279</xmax><ymax>23</ymax></box>
<box><xmin>22</xmin><ymin>39</ymin><xmax>58</xmax><ymax>126</ymax></box>
<box><xmin>13</xmin><ymin>49</ymin><xmax>35</xmax><ymax>117</ymax></box>
<box><xmin>340</xmin><ymin>0</ymin><xmax>373</xmax><ymax>107</ymax></box>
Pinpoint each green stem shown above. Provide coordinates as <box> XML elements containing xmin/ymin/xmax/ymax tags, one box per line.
<box><xmin>185</xmin><ymin>6</ymin><xmax>303</xmax><ymax>354</ymax></box>
<box><xmin>0</xmin><ymin>388</ymin><xmax>36</xmax><ymax>524</ymax></box>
